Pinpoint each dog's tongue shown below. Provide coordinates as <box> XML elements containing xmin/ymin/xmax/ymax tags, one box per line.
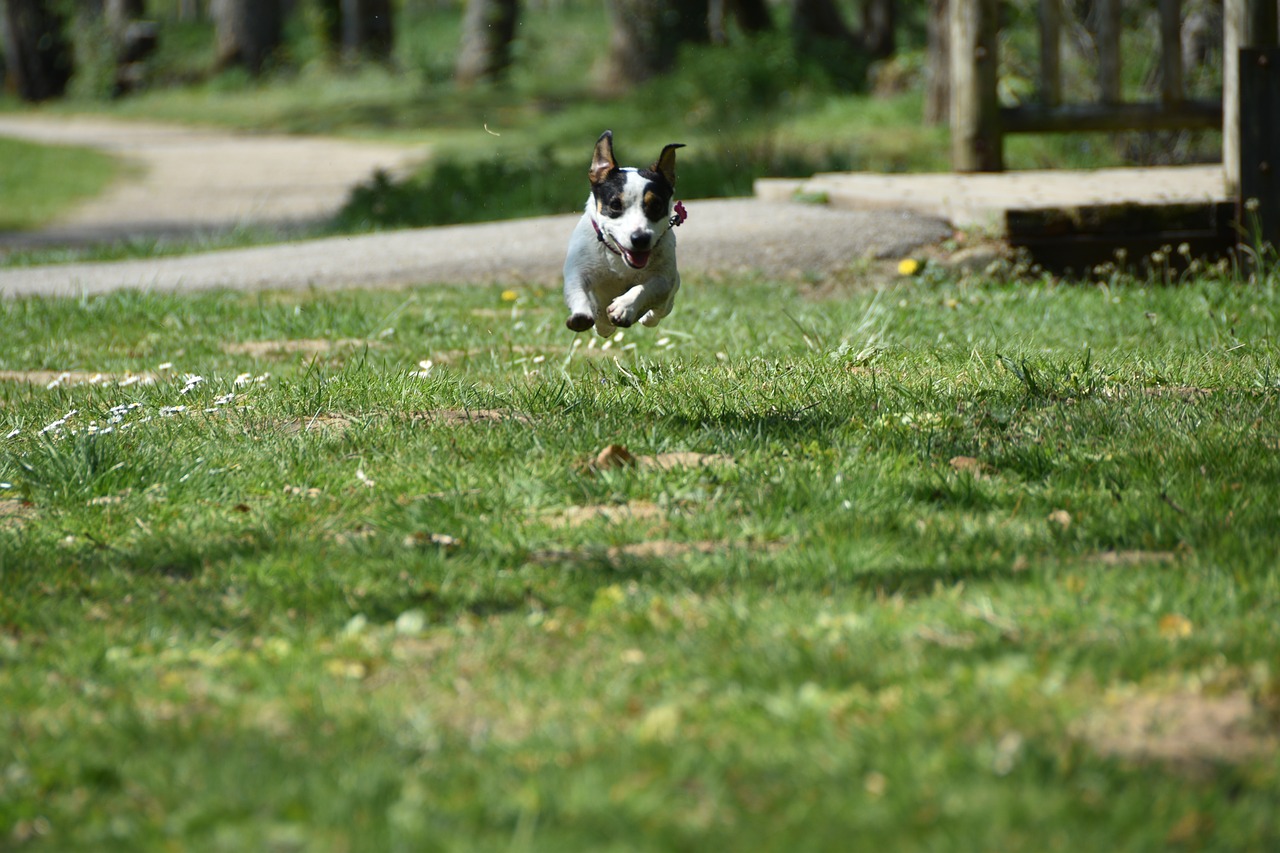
<box><xmin>623</xmin><ymin>248</ymin><xmax>651</xmax><ymax>269</ymax></box>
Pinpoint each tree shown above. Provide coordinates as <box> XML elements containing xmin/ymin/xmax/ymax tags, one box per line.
<box><xmin>210</xmin><ymin>0</ymin><xmax>283</xmax><ymax>75</ymax></box>
<box><xmin>924</xmin><ymin>0</ymin><xmax>950</xmax><ymax>124</ymax></box>
<box><xmin>454</xmin><ymin>0</ymin><xmax>518</xmax><ymax>85</ymax></box>
<box><xmin>599</xmin><ymin>0</ymin><xmax>711</xmax><ymax>91</ymax></box>
<box><xmin>709</xmin><ymin>0</ymin><xmax>772</xmax><ymax>44</ymax></box>
<box><xmin>790</xmin><ymin>0</ymin><xmax>895</xmax><ymax>59</ymax></box>
<box><xmin>860</xmin><ymin>0</ymin><xmax>895</xmax><ymax>60</ymax></box>
<box><xmin>319</xmin><ymin>0</ymin><xmax>394</xmax><ymax>63</ymax></box>
<box><xmin>1</xmin><ymin>0</ymin><xmax>74</xmax><ymax>101</ymax></box>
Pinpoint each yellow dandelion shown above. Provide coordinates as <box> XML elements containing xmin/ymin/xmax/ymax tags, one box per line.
<box><xmin>897</xmin><ymin>258</ymin><xmax>921</xmax><ymax>276</ymax></box>
<box><xmin>500</xmin><ymin>289</ymin><xmax>519</xmax><ymax>302</ymax></box>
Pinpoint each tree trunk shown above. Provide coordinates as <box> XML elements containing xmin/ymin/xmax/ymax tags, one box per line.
<box><xmin>319</xmin><ymin>0</ymin><xmax>394</xmax><ymax>62</ymax></box>
<box><xmin>600</xmin><ymin>0</ymin><xmax>709</xmax><ymax>92</ymax></box>
<box><xmin>790</xmin><ymin>0</ymin><xmax>858</xmax><ymax>47</ymax></box>
<box><xmin>210</xmin><ymin>0</ymin><xmax>283</xmax><ymax>75</ymax></box>
<box><xmin>710</xmin><ymin>0</ymin><xmax>772</xmax><ymax>42</ymax></box>
<box><xmin>106</xmin><ymin>0</ymin><xmax>145</xmax><ymax>23</ymax></box>
<box><xmin>861</xmin><ymin>0</ymin><xmax>894</xmax><ymax>59</ymax></box>
<box><xmin>0</xmin><ymin>0</ymin><xmax>74</xmax><ymax>101</ymax></box>
<box><xmin>924</xmin><ymin>0</ymin><xmax>949</xmax><ymax>124</ymax></box>
<box><xmin>454</xmin><ymin>0</ymin><xmax>519</xmax><ymax>85</ymax></box>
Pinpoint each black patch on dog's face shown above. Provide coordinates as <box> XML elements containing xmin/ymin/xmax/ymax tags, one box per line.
<box><xmin>639</xmin><ymin>172</ymin><xmax>674</xmax><ymax>221</ymax></box>
<box><xmin>592</xmin><ymin>168</ymin><xmax>629</xmax><ymax>219</ymax></box>
<box><xmin>592</xmin><ymin>169</ymin><xmax>673</xmax><ymax>222</ymax></box>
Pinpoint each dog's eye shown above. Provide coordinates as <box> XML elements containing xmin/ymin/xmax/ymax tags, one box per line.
<box><xmin>606</xmin><ymin>198</ymin><xmax>624</xmax><ymax>216</ymax></box>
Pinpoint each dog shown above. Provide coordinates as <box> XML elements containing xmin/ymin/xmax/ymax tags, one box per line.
<box><xmin>563</xmin><ymin>130</ymin><xmax>686</xmax><ymax>337</ymax></box>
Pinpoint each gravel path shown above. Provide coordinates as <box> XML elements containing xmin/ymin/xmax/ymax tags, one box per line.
<box><xmin>0</xmin><ymin>115</ymin><xmax>951</xmax><ymax>297</ymax></box>
<box><xmin>0</xmin><ymin>114</ymin><xmax>426</xmax><ymax>245</ymax></box>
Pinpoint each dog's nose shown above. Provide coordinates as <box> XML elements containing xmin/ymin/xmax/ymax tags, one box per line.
<box><xmin>629</xmin><ymin>230</ymin><xmax>652</xmax><ymax>251</ymax></box>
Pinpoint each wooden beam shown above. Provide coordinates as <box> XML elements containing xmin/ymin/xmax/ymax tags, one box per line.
<box><xmin>1002</xmin><ymin>100</ymin><xmax>1222</xmax><ymax>134</ymax></box>
<box><xmin>950</xmin><ymin>0</ymin><xmax>1002</xmax><ymax>171</ymax></box>
<box><xmin>1097</xmin><ymin>0</ymin><xmax>1122</xmax><ymax>104</ymax></box>
<box><xmin>1237</xmin><ymin>47</ymin><xmax>1280</xmax><ymax>255</ymax></box>
<box><xmin>1158</xmin><ymin>0</ymin><xmax>1184</xmax><ymax>105</ymax></box>
<box><xmin>1248</xmin><ymin>0</ymin><xmax>1279</xmax><ymax>48</ymax></box>
<box><xmin>1039</xmin><ymin>0</ymin><xmax>1062</xmax><ymax>108</ymax></box>
<box><xmin>1007</xmin><ymin>202</ymin><xmax>1236</xmax><ymax>277</ymax></box>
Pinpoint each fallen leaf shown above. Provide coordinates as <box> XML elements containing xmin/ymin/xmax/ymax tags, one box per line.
<box><xmin>949</xmin><ymin>455</ymin><xmax>989</xmax><ymax>477</ymax></box>
<box><xmin>593</xmin><ymin>444</ymin><xmax>636</xmax><ymax>470</ymax></box>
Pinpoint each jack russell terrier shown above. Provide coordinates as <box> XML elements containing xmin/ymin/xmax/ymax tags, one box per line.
<box><xmin>562</xmin><ymin>130</ymin><xmax>686</xmax><ymax>337</ymax></box>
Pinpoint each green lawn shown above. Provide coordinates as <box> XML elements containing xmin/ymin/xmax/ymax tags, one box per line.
<box><xmin>0</xmin><ymin>137</ymin><xmax>121</xmax><ymax>232</ymax></box>
<box><xmin>2</xmin><ymin>263</ymin><xmax>1278</xmax><ymax>850</ymax></box>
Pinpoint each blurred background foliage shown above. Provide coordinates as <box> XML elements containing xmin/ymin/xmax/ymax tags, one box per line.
<box><xmin>0</xmin><ymin>1</ymin><xmax>1225</xmax><ymax>231</ymax></box>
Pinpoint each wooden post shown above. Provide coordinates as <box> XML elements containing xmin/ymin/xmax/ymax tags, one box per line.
<box><xmin>1247</xmin><ymin>0</ymin><xmax>1279</xmax><ymax>46</ymax></box>
<box><xmin>1237</xmin><ymin>47</ymin><xmax>1280</xmax><ymax>256</ymax></box>
<box><xmin>1097</xmin><ymin>0</ymin><xmax>1121</xmax><ymax>104</ymax></box>
<box><xmin>950</xmin><ymin>0</ymin><xmax>1003</xmax><ymax>172</ymax></box>
<box><xmin>1224</xmin><ymin>0</ymin><xmax>1245</xmax><ymax>196</ymax></box>
<box><xmin>1039</xmin><ymin>0</ymin><xmax>1061</xmax><ymax>109</ymax></box>
<box><xmin>1158</xmin><ymin>0</ymin><xmax>1184</xmax><ymax>105</ymax></box>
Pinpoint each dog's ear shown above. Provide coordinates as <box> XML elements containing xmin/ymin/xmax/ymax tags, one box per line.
<box><xmin>652</xmin><ymin>143</ymin><xmax>685</xmax><ymax>188</ymax></box>
<box><xmin>590</xmin><ymin>131</ymin><xmax>617</xmax><ymax>186</ymax></box>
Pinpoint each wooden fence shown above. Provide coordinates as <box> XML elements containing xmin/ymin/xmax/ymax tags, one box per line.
<box><xmin>950</xmin><ymin>0</ymin><xmax>1279</xmax><ymax>251</ymax></box>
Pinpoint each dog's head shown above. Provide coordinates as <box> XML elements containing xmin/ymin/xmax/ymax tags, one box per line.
<box><xmin>588</xmin><ymin>130</ymin><xmax>685</xmax><ymax>270</ymax></box>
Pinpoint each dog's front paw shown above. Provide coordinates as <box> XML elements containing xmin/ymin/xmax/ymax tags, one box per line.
<box><xmin>566</xmin><ymin>313</ymin><xmax>594</xmax><ymax>332</ymax></box>
<box><xmin>606</xmin><ymin>301</ymin><xmax>638</xmax><ymax>328</ymax></box>
<box><xmin>639</xmin><ymin>310</ymin><xmax>663</xmax><ymax>327</ymax></box>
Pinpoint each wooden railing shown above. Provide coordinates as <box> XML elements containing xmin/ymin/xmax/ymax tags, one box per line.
<box><xmin>949</xmin><ymin>0</ymin><xmax>1271</xmax><ymax>179</ymax></box>
<box><xmin>950</xmin><ymin>0</ymin><xmax>1279</xmax><ymax>252</ymax></box>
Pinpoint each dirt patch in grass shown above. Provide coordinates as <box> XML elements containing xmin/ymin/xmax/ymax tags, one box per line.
<box><xmin>1</xmin><ymin>499</ymin><xmax>36</xmax><ymax>530</ymax></box>
<box><xmin>1076</xmin><ymin>689</ymin><xmax>1276</xmax><ymax>772</ymax></box>
<box><xmin>0</xmin><ymin>369</ymin><xmax>157</xmax><ymax>388</ymax></box>
<box><xmin>222</xmin><ymin>338</ymin><xmax>376</xmax><ymax>358</ymax></box>
<box><xmin>613</xmin><ymin>539</ymin><xmax>786</xmax><ymax>559</ymax></box>
<box><xmin>546</xmin><ymin>501</ymin><xmax>669</xmax><ymax>529</ymax></box>
<box><xmin>585</xmin><ymin>444</ymin><xmax>736</xmax><ymax>474</ymax></box>
<box><xmin>1094</xmin><ymin>550</ymin><xmax>1181</xmax><ymax>567</ymax></box>
<box><xmin>531</xmin><ymin>537</ymin><xmax>786</xmax><ymax>564</ymax></box>
<box><xmin>408</xmin><ymin>408</ymin><xmax>531</xmax><ymax>426</ymax></box>
<box><xmin>279</xmin><ymin>414</ymin><xmax>359</xmax><ymax>434</ymax></box>
<box><xmin>429</xmin><ymin>343</ymin><xmax>619</xmax><ymax>366</ymax></box>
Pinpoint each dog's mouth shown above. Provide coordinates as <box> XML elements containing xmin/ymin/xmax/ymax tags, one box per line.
<box><xmin>620</xmin><ymin>246</ymin><xmax>651</xmax><ymax>269</ymax></box>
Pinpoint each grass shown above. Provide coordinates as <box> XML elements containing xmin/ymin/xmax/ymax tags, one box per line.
<box><xmin>2</xmin><ymin>261</ymin><xmax>1279</xmax><ymax>850</ymax></box>
<box><xmin>0</xmin><ymin>137</ymin><xmax>122</xmax><ymax>232</ymax></box>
